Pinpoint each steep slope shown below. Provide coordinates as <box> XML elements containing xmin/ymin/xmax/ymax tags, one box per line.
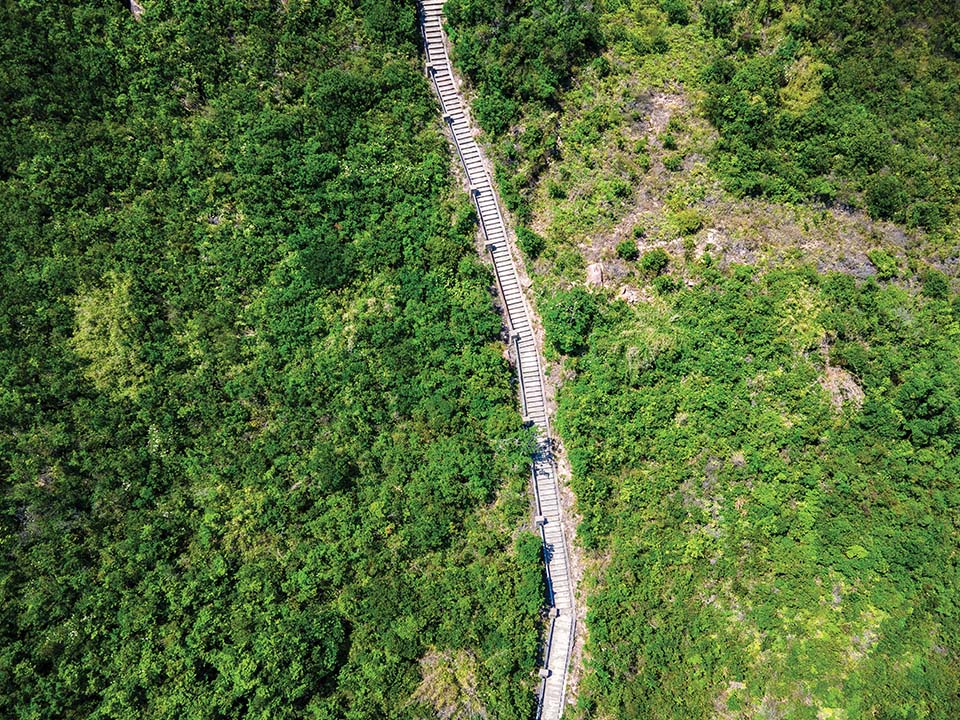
<box><xmin>443</xmin><ymin>1</ymin><xmax>960</xmax><ymax>718</ymax></box>
<box><xmin>420</xmin><ymin>2</ymin><xmax>581</xmax><ymax>717</ymax></box>
<box><xmin>0</xmin><ymin>2</ymin><xmax>542</xmax><ymax>718</ymax></box>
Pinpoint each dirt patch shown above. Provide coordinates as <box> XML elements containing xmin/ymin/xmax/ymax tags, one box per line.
<box><xmin>632</xmin><ymin>90</ymin><xmax>687</xmax><ymax>137</ymax></box>
<box><xmin>819</xmin><ymin>335</ymin><xmax>864</xmax><ymax>411</ymax></box>
<box><xmin>412</xmin><ymin>649</ymin><xmax>487</xmax><ymax>719</ymax></box>
<box><xmin>530</xmin><ymin>79</ymin><xmax>944</xmax><ymax>296</ymax></box>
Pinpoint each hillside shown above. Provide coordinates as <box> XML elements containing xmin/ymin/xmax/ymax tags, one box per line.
<box><xmin>445</xmin><ymin>0</ymin><xmax>960</xmax><ymax>717</ymax></box>
<box><xmin>0</xmin><ymin>2</ymin><xmax>542</xmax><ymax>718</ymax></box>
<box><xmin>2</xmin><ymin>1</ymin><xmax>959</xmax><ymax>719</ymax></box>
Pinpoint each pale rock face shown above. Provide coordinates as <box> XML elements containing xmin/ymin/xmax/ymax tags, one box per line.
<box><xmin>586</xmin><ymin>262</ymin><xmax>605</xmax><ymax>287</ymax></box>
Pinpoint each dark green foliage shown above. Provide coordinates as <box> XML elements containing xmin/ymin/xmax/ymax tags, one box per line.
<box><xmin>921</xmin><ymin>269</ymin><xmax>950</xmax><ymax>299</ymax></box>
<box><xmin>661</xmin><ymin>0</ymin><xmax>691</xmax><ymax>25</ymax></box>
<box><xmin>652</xmin><ymin>274</ymin><xmax>681</xmax><ymax>294</ymax></box>
<box><xmin>865</xmin><ymin>175</ymin><xmax>908</xmax><ymax>221</ymax></box>
<box><xmin>517</xmin><ymin>226</ymin><xmax>547</xmax><ymax>260</ymax></box>
<box><xmin>444</xmin><ymin>0</ymin><xmax>603</xmax><ymax>223</ymax></box>
<box><xmin>640</xmin><ymin>248</ymin><xmax>670</xmax><ymax>275</ymax></box>
<box><xmin>542</xmin><ymin>287</ymin><xmax>598</xmax><ymax>355</ymax></box>
<box><xmin>444</xmin><ymin>0</ymin><xmax>603</xmax><ymax>133</ymax></box>
<box><xmin>0</xmin><ymin>2</ymin><xmax>539</xmax><ymax>718</ymax></box>
<box><xmin>701</xmin><ymin>0</ymin><xmax>735</xmax><ymax>37</ymax></box>
<box><xmin>702</xmin><ymin>1</ymin><xmax>960</xmax><ymax>229</ymax></box>
<box><xmin>616</xmin><ymin>239</ymin><xmax>640</xmax><ymax>261</ymax></box>
<box><xmin>908</xmin><ymin>200</ymin><xmax>945</xmax><ymax>230</ymax></box>
<box><xmin>649</xmin><ymin>26</ymin><xmax>671</xmax><ymax>54</ymax></box>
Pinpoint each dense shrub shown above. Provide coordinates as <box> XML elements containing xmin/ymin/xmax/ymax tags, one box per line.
<box><xmin>922</xmin><ymin>268</ymin><xmax>950</xmax><ymax>299</ymax></box>
<box><xmin>865</xmin><ymin>175</ymin><xmax>908</xmax><ymax>221</ymax></box>
<box><xmin>616</xmin><ymin>238</ymin><xmax>640</xmax><ymax>261</ymax></box>
<box><xmin>867</xmin><ymin>248</ymin><xmax>898</xmax><ymax>280</ymax></box>
<box><xmin>517</xmin><ymin>226</ymin><xmax>547</xmax><ymax>259</ymax></box>
<box><xmin>640</xmin><ymin>248</ymin><xmax>671</xmax><ymax>275</ymax></box>
<box><xmin>700</xmin><ymin>2</ymin><xmax>960</xmax><ymax>229</ymax></box>
<box><xmin>661</xmin><ymin>0</ymin><xmax>690</xmax><ymax>25</ymax></box>
<box><xmin>542</xmin><ymin>287</ymin><xmax>598</xmax><ymax>354</ymax></box>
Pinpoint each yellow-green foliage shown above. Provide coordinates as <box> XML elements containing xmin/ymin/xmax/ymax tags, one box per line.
<box><xmin>71</xmin><ymin>273</ymin><xmax>147</xmax><ymax>401</ymax></box>
<box><xmin>779</xmin><ymin>54</ymin><xmax>829</xmax><ymax>113</ymax></box>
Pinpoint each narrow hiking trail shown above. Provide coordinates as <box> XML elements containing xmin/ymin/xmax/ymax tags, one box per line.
<box><xmin>418</xmin><ymin>3</ymin><xmax>580</xmax><ymax>718</ymax></box>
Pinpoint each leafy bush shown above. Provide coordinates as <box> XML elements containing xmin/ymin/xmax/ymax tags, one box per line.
<box><xmin>0</xmin><ymin>4</ymin><xmax>541</xmax><ymax>718</ymax></box>
<box><xmin>560</xmin><ymin>268</ymin><xmax>960</xmax><ymax>717</ymax></box>
<box><xmin>542</xmin><ymin>287</ymin><xmax>598</xmax><ymax>354</ymax></box>
<box><xmin>653</xmin><ymin>274</ymin><xmax>681</xmax><ymax>294</ymax></box>
<box><xmin>616</xmin><ymin>238</ymin><xmax>640</xmax><ymax>261</ymax></box>
<box><xmin>445</xmin><ymin>0</ymin><xmax>603</xmax><ymax>131</ymax></box>
<box><xmin>701</xmin><ymin>0</ymin><xmax>735</xmax><ymax>37</ymax></box>
<box><xmin>699</xmin><ymin>2</ymin><xmax>960</xmax><ymax>228</ymax></box>
<box><xmin>517</xmin><ymin>226</ymin><xmax>547</xmax><ymax>259</ymax></box>
<box><xmin>867</xmin><ymin>248</ymin><xmax>898</xmax><ymax>280</ymax></box>
<box><xmin>663</xmin><ymin>154</ymin><xmax>683</xmax><ymax>171</ymax></box>
<box><xmin>666</xmin><ymin>208</ymin><xmax>704</xmax><ymax>237</ymax></box>
<box><xmin>661</xmin><ymin>0</ymin><xmax>690</xmax><ymax>25</ymax></box>
<box><xmin>908</xmin><ymin>201</ymin><xmax>945</xmax><ymax>231</ymax></box>
<box><xmin>922</xmin><ymin>269</ymin><xmax>950</xmax><ymax>299</ymax></box>
<box><xmin>640</xmin><ymin>248</ymin><xmax>670</xmax><ymax>275</ymax></box>
<box><xmin>865</xmin><ymin>175</ymin><xmax>908</xmax><ymax>221</ymax></box>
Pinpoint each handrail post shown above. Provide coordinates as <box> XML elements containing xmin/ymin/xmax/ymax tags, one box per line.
<box><xmin>512</xmin><ymin>331</ymin><xmax>528</xmax><ymax>420</ymax></box>
<box><xmin>472</xmin><ymin>187</ymin><xmax>491</xmax><ymax>240</ymax></box>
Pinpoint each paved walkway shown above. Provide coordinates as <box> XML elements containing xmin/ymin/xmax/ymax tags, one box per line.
<box><xmin>418</xmin><ymin>3</ymin><xmax>575</xmax><ymax>718</ymax></box>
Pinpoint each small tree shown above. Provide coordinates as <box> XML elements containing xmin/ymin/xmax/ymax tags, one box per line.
<box><xmin>543</xmin><ymin>287</ymin><xmax>598</xmax><ymax>355</ymax></box>
<box><xmin>865</xmin><ymin>175</ymin><xmax>907</xmax><ymax>221</ymax></box>
<box><xmin>517</xmin><ymin>227</ymin><xmax>546</xmax><ymax>260</ymax></box>
<box><xmin>702</xmin><ymin>0</ymin><xmax>735</xmax><ymax>37</ymax></box>
<box><xmin>661</xmin><ymin>0</ymin><xmax>690</xmax><ymax>25</ymax></box>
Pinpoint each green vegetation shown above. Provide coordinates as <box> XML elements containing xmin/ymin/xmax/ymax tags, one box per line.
<box><xmin>616</xmin><ymin>239</ymin><xmax>640</xmax><ymax>261</ymax></box>
<box><xmin>700</xmin><ymin>1</ymin><xmax>960</xmax><ymax>227</ymax></box>
<box><xmin>0</xmin><ymin>2</ymin><xmax>540</xmax><ymax>718</ymax></box>
<box><xmin>542</xmin><ymin>287</ymin><xmax>599</xmax><ymax>356</ymax></box>
<box><xmin>866</xmin><ymin>249</ymin><xmax>899</xmax><ymax>281</ymax></box>
<box><xmin>558</xmin><ymin>268</ymin><xmax>960</xmax><ymax>717</ymax></box>
<box><xmin>517</xmin><ymin>226</ymin><xmax>547</xmax><ymax>260</ymax></box>
<box><xmin>446</xmin><ymin>0</ymin><xmax>960</xmax><ymax>717</ymax></box>
<box><xmin>640</xmin><ymin>248</ymin><xmax>671</xmax><ymax>275</ymax></box>
<box><xmin>444</xmin><ymin>0</ymin><xmax>602</xmax><ymax>135</ymax></box>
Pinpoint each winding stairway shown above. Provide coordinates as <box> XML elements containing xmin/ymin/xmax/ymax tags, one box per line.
<box><xmin>418</xmin><ymin>3</ymin><xmax>576</xmax><ymax>718</ymax></box>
